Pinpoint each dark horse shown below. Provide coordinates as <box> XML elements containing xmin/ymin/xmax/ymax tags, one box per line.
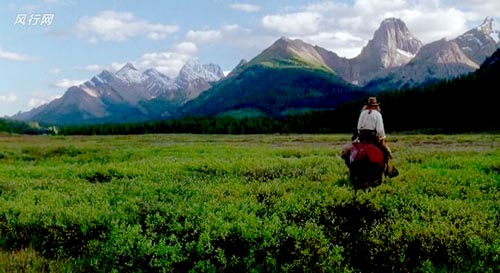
<box><xmin>341</xmin><ymin>141</ymin><xmax>385</xmax><ymax>190</ymax></box>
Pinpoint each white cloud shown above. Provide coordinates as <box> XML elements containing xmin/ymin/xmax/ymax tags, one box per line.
<box><xmin>73</xmin><ymin>64</ymin><xmax>107</xmax><ymax>72</ymax></box>
<box><xmin>256</xmin><ymin>0</ymin><xmax>495</xmax><ymax>58</ymax></box>
<box><xmin>27</xmin><ymin>97</ymin><xmax>59</xmax><ymax>109</ymax></box>
<box><xmin>110</xmin><ymin>62</ymin><xmax>126</xmax><ymax>72</ymax></box>
<box><xmin>76</xmin><ymin>62</ymin><xmax>127</xmax><ymax>73</ymax></box>
<box><xmin>354</xmin><ymin>0</ymin><xmax>410</xmax><ymax>15</ymax></box>
<box><xmin>262</xmin><ymin>12</ymin><xmax>322</xmax><ymax>35</ymax></box>
<box><xmin>223</xmin><ymin>24</ymin><xmax>241</xmax><ymax>33</ymax></box>
<box><xmin>186</xmin><ymin>29</ymin><xmax>222</xmax><ymax>43</ymax></box>
<box><xmin>137</xmin><ymin>52</ymin><xmax>193</xmax><ymax>77</ymax></box>
<box><xmin>400</xmin><ymin>8</ymin><xmax>469</xmax><ymax>42</ymax></box>
<box><xmin>27</xmin><ymin>91</ymin><xmax>62</xmax><ymax>109</ymax></box>
<box><xmin>174</xmin><ymin>42</ymin><xmax>198</xmax><ymax>54</ymax></box>
<box><xmin>302</xmin><ymin>31</ymin><xmax>366</xmax><ymax>58</ymax></box>
<box><xmin>136</xmin><ymin>42</ymin><xmax>199</xmax><ymax>77</ymax></box>
<box><xmin>75</xmin><ymin>42</ymin><xmax>198</xmax><ymax>79</ymax></box>
<box><xmin>0</xmin><ymin>93</ymin><xmax>18</xmax><ymax>103</ymax></box>
<box><xmin>50</xmin><ymin>78</ymin><xmax>86</xmax><ymax>89</ymax></box>
<box><xmin>186</xmin><ymin>24</ymin><xmax>244</xmax><ymax>44</ymax></box>
<box><xmin>83</xmin><ymin>64</ymin><xmax>104</xmax><ymax>72</ymax></box>
<box><xmin>27</xmin><ymin>98</ymin><xmax>49</xmax><ymax>108</ymax></box>
<box><xmin>230</xmin><ymin>3</ymin><xmax>260</xmax><ymax>12</ymax></box>
<box><xmin>76</xmin><ymin>11</ymin><xmax>179</xmax><ymax>42</ymax></box>
<box><xmin>0</xmin><ymin>48</ymin><xmax>33</xmax><ymax>62</ymax></box>
<box><xmin>305</xmin><ymin>1</ymin><xmax>350</xmax><ymax>13</ymax></box>
<box><xmin>439</xmin><ymin>0</ymin><xmax>500</xmax><ymax>18</ymax></box>
<box><xmin>182</xmin><ymin>23</ymin><xmax>268</xmax><ymax>67</ymax></box>
<box><xmin>344</xmin><ymin>0</ymin><xmax>470</xmax><ymax>43</ymax></box>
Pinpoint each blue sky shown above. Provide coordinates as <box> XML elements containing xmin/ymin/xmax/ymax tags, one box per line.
<box><xmin>1</xmin><ymin>0</ymin><xmax>499</xmax><ymax>117</ymax></box>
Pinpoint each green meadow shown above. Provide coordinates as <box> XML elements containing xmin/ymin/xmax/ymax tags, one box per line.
<box><xmin>0</xmin><ymin>134</ymin><xmax>498</xmax><ymax>272</ymax></box>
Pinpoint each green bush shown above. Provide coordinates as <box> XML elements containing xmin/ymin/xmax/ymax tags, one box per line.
<box><xmin>0</xmin><ymin>134</ymin><xmax>498</xmax><ymax>272</ymax></box>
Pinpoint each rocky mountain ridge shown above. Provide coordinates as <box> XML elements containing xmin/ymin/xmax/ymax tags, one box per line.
<box><xmin>14</xmin><ymin>61</ymin><xmax>224</xmax><ymax>124</ymax></box>
<box><xmin>13</xmin><ymin>16</ymin><xmax>500</xmax><ymax>124</ymax></box>
<box><xmin>364</xmin><ymin>16</ymin><xmax>500</xmax><ymax>90</ymax></box>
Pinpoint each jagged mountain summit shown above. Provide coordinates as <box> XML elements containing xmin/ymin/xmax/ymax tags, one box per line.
<box><xmin>364</xmin><ymin>38</ymin><xmax>480</xmax><ymax>91</ymax></box>
<box><xmin>455</xmin><ymin>16</ymin><xmax>500</xmax><ymax>65</ymax></box>
<box><xmin>178</xmin><ymin>60</ymin><xmax>225</xmax><ymax>83</ymax></box>
<box><xmin>229</xmin><ymin>19</ymin><xmax>424</xmax><ymax>86</ymax></box>
<box><xmin>175</xmin><ymin>60</ymin><xmax>225</xmax><ymax>101</ymax></box>
<box><xmin>115</xmin><ymin>63</ymin><xmax>143</xmax><ymax>85</ymax></box>
<box><xmin>364</xmin><ymin>16</ymin><xmax>500</xmax><ymax>91</ymax></box>
<box><xmin>14</xmin><ymin>61</ymin><xmax>224</xmax><ymax>124</ymax></box>
<box><xmin>353</xmin><ymin>18</ymin><xmax>423</xmax><ymax>81</ymax></box>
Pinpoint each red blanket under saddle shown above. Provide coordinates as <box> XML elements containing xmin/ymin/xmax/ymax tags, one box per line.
<box><xmin>349</xmin><ymin>143</ymin><xmax>385</xmax><ymax>168</ymax></box>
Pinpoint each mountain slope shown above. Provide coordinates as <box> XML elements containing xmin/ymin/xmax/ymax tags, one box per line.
<box><xmin>249</xmin><ymin>37</ymin><xmax>333</xmax><ymax>70</ymax></box>
<box><xmin>14</xmin><ymin>62</ymin><xmax>224</xmax><ymax>125</ymax></box>
<box><xmin>227</xmin><ymin>37</ymin><xmax>335</xmax><ymax>79</ymax></box>
<box><xmin>455</xmin><ymin>17</ymin><xmax>500</xmax><ymax>65</ymax></box>
<box><xmin>370</xmin><ymin>47</ymin><xmax>500</xmax><ymax>132</ymax></box>
<box><xmin>180</xmin><ymin>38</ymin><xmax>366</xmax><ymax>118</ymax></box>
<box><xmin>57</xmin><ymin>49</ymin><xmax>500</xmax><ymax>135</ymax></box>
<box><xmin>364</xmin><ymin>39</ymin><xmax>479</xmax><ymax>91</ymax></box>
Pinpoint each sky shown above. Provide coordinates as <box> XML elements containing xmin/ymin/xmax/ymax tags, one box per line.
<box><xmin>1</xmin><ymin>0</ymin><xmax>499</xmax><ymax>117</ymax></box>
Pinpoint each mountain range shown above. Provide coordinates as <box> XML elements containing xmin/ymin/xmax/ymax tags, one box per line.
<box><xmin>14</xmin><ymin>61</ymin><xmax>224</xmax><ymax>124</ymax></box>
<box><xmin>13</xmin><ymin>17</ymin><xmax>500</xmax><ymax>125</ymax></box>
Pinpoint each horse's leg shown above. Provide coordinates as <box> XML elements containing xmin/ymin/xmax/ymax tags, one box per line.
<box><xmin>341</xmin><ymin>143</ymin><xmax>353</xmax><ymax>166</ymax></box>
<box><xmin>374</xmin><ymin>173</ymin><xmax>383</xmax><ymax>187</ymax></box>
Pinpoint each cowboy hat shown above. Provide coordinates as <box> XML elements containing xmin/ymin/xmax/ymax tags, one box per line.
<box><xmin>366</xmin><ymin>97</ymin><xmax>379</xmax><ymax>106</ymax></box>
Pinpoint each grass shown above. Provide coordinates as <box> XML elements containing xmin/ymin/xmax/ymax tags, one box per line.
<box><xmin>0</xmin><ymin>133</ymin><xmax>499</xmax><ymax>272</ymax></box>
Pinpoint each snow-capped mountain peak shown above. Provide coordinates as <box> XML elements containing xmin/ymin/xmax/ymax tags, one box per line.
<box><xmin>178</xmin><ymin>60</ymin><xmax>224</xmax><ymax>83</ymax></box>
<box><xmin>141</xmin><ymin>68</ymin><xmax>173</xmax><ymax>86</ymax></box>
<box><xmin>115</xmin><ymin>63</ymin><xmax>142</xmax><ymax>84</ymax></box>
<box><xmin>454</xmin><ymin>16</ymin><xmax>500</xmax><ymax>65</ymax></box>
<box><xmin>142</xmin><ymin>68</ymin><xmax>164</xmax><ymax>78</ymax></box>
<box><xmin>478</xmin><ymin>16</ymin><xmax>500</xmax><ymax>43</ymax></box>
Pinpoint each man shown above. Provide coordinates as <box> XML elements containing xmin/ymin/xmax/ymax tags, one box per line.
<box><xmin>356</xmin><ymin>97</ymin><xmax>398</xmax><ymax>177</ymax></box>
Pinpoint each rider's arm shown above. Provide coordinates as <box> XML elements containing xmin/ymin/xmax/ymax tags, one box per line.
<box><xmin>357</xmin><ymin>110</ymin><xmax>365</xmax><ymax>131</ymax></box>
<box><xmin>375</xmin><ymin>112</ymin><xmax>386</xmax><ymax>140</ymax></box>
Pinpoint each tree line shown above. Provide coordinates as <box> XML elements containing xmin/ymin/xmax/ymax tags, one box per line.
<box><xmin>56</xmin><ymin>62</ymin><xmax>500</xmax><ymax>135</ymax></box>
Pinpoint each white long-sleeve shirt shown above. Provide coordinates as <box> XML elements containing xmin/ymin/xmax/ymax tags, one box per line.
<box><xmin>357</xmin><ymin>109</ymin><xmax>386</xmax><ymax>139</ymax></box>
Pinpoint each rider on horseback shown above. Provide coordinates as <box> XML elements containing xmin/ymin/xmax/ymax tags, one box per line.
<box><xmin>355</xmin><ymin>97</ymin><xmax>398</xmax><ymax>178</ymax></box>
